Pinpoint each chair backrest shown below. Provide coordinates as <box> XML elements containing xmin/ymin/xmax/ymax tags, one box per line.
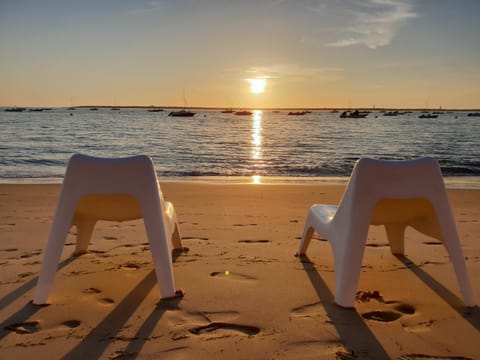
<box><xmin>334</xmin><ymin>157</ymin><xmax>450</xmax><ymax>227</ymax></box>
<box><xmin>61</xmin><ymin>154</ymin><xmax>164</xmax><ymax>221</ymax></box>
<box><xmin>63</xmin><ymin>154</ymin><xmax>159</xmax><ymax>194</ymax></box>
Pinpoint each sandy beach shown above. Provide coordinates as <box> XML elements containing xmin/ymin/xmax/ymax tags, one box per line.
<box><xmin>0</xmin><ymin>183</ymin><xmax>479</xmax><ymax>359</ymax></box>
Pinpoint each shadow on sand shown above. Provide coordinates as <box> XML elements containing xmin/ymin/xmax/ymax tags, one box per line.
<box><xmin>61</xmin><ymin>269</ymin><xmax>182</xmax><ymax>360</ymax></box>
<box><xmin>396</xmin><ymin>255</ymin><xmax>479</xmax><ymax>331</ymax></box>
<box><xmin>299</xmin><ymin>254</ymin><xmax>390</xmax><ymax>359</ymax></box>
<box><xmin>0</xmin><ymin>256</ymin><xmax>76</xmax><ymax>341</ymax></box>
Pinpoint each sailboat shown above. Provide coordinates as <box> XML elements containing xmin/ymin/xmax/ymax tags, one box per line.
<box><xmin>221</xmin><ymin>97</ymin><xmax>235</xmax><ymax>113</ymax></box>
<box><xmin>168</xmin><ymin>90</ymin><xmax>196</xmax><ymax>117</ymax></box>
<box><xmin>418</xmin><ymin>101</ymin><xmax>438</xmax><ymax>119</ymax></box>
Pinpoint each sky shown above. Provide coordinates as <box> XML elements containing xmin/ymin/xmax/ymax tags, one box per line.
<box><xmin>1</xmin><ymin>0</ymin><xmax>479</xmax><ymax>109</ymax></box>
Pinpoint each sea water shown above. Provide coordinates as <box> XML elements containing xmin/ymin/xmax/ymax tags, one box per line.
<box><xmin>0</xmin><ymin>108</ymin><xmax>479</xmax><ymax>187</ymax></box>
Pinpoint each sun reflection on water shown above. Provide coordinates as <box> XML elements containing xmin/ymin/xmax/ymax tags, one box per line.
<box><xmin>252</xmin><ymin>175</ymin><xmax>262</xmax><ymax>184</ymax></box>
<box><xmin>251</xmin><ymin>111</ymin><xmax>262</xmax><ymax>156</ymax></box>
<box><xmin>251</xmin><ymin>110</ymin><xmax>263</xmax><ymax>183</ymax></box>
<box><xmin>252</xmin><ymin>111</ymin><xmax>262</xmax><ymax>153</ymax></box>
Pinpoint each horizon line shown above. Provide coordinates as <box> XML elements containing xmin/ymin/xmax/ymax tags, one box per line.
<box><xmin>2</xmin><ymin>105</ymin><xmax>480</xmax><ymax>111</ymax></box>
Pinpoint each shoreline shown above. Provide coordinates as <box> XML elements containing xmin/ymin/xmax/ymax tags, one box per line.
<box><xmin>1</xmin><ymin>175</ymin><xmax>480</xmax><ymax>189</ymax></box>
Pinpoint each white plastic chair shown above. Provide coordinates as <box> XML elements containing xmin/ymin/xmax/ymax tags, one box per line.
<box><xmin>33</xmin><ymin>154</ymin><xmax>182</xmax><ymax>305</ymax></box>
<box><xmin>297</xmin><ymin>157</ymin><xmax>475</xmax><ymax>308</ymax></box>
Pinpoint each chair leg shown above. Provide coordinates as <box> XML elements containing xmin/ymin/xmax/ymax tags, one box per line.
<box><xmin>164</xmin><ymin>201</ymin><xmax>182</xmax><ymax>251</ymax></box>
<box><xmin>430</xmin><ymin>201</ymin><xmax>475</xmax><ymax>307</ymax></box>
<box><xmin>74</xmin><ymin>216</ymin><xmax>97</xmax><ymax>255</ymax></box>
<box><xmin>385</xmin><ymin>223</ymin><xmax>406</xmax><ymax>255</ymax></box>
<box><xmin>33</xmin><ymin>199</ymin><xmax>77</xmax><ymax>305</ymax></box>
<box><xmin>448</xmin><ymin>246</ymin><xmax>475</xmax><ymax>307</ymax></box>
<box><xmin>297</xmin><ymin>213</ymin><xmax>316</xmax><ymax>256</ymax></box>
<box><xmin>171</xmin><ymin>223</ymin><xmax>182</xmax><ymax>251</ymax></box>
<box><xmin>332</xmin><ymin>225</ymin><xmax>369</xmax><ymax>308</ymax></box>
<box><xmin>146</xmin><ymin>225</ymin><xmax>177</xmax><ymax>298</ymax></box>
<box><xmin>441</xmin><ymin>226</ymin><xmax>475</xmax><ymax>307</ymax></box>
<box><xmin>141</xmin><ymin>201</ymin><xmax>177</xmax><ymax>299</ymax></box>
<box><xmin>334</xmin><ymin>252</ymin><xmax>364</xmax><ymax>308</ymax></box>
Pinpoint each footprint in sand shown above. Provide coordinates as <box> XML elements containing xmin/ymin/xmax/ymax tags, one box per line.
<box><xmin>179</xmin><ymin>221</ymin><xmax>198</xmax><ymax>225</ymax></box>
<box><xmin>188</xmin><ymin>322</ymin><xmax>260</xmax><ymax>336</ymax></box>
<box><xmin>61</xmin><ymin>320</ymin><xmax>81</xmax><ymax>329</ymax></box>
<box><xmin>422</xmin><ymin>241</ymin><xmax>443</xmax><ymax>246</ymax></box>
<box><xmin>365</xmin><ymin>243</ymin><xmax>389</xmax><ymax>248</ymax></box>
<box><xmin>167</xmin><ymin>309</ymin><xmax>252</xmax><ymax>341</ymax></box>
<box><xmin>18</xmin><ymin>272</ymin><xmax>34</xmax><ymax>279</ymax></box>
<box><xmin>402</xmin><ymin>319</ymin><xmax>436</xmax><ymax>334</ymax></box>
<box><xmin>120</xmin><ymin>262</ymin><xmax>141</xmax><ymax>270</ymax></box>
<box><xmin>210</xmin><ymin>271</ymin><xmax>256</xmax><ymax>281</ymax></box>
<box><xmin>89</xmin><ymin>249</ymin><xmax>107</xmax><ymax>255</ymax></box>
<box><xmin>202</xmin><ymin>311</ymin><xmax>239</xmax><ymax>322</ymax></box>
<box><xmin>99</xmin><ymin>298</ymin><xmax>115</xmax><ymax>305</ymax></box>
<box><xmin>168</xmin><ymin>310</ymin><xmax>240</xmax><ymax>329</ymax></box>
<box><xmin>82</xmin><ymin>288</ymin><xmax>115</xmax><ymax>305</ymax></box>
<box><xmin>393</xmin><ymin>303</ymin><xmax>416</xmax><ymax>315</ymax></box>
<box><xmin>290</xmin><ymin>302</ymin><xmax>325</xmax><ymax>319</ymax></box>
<box><xmin>356</xmin><ymin>290</ymin><xmax>416</xmax><ymax>322</ymax></box>
<box><xmin>5</xmin><ymin>321</ymin><xmax>41</xmax><ymax>334</ymax></box>
<box><xmin>19</xmin><ymin>250</ymin><xmax>42</xmax><ymax>259</ymax></box>
<box><xmin>238</xmin><ymin>239</ymin><xmax>271</xmax><ymax>244</ymax></box>
<box><xmin>121</xmin><ymin>244</ymin><xmax>136</xmax><ymax>248</ymax></box>
<box><xmin>361</xmin><ymin>310</ymin><xmax>402</xmax><ymax>322</ymax></box>
<box><xmin>83</xmin><ymin>287</ymin><xmax>102</xmax><ymax>294</ymax></box>
<box><xmin>181</xmin><ymin>236</ymin><xmax>209</xmax><ymax>241</ymax></box>
<box><xmin>398</xmin><ymin>354</ymin><xmax>473</xmax><ymax>360</ymax></box>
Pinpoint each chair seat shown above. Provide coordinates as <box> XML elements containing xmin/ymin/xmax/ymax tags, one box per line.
<box><xmin>74</xmin><ymin>194</ymin><xmax>143</xmax><ymax>220</ymax></box>
<box><xmin>370</xmin><ymin>198</ymin><xmax>435</xmax><ymax>225</ymax></box>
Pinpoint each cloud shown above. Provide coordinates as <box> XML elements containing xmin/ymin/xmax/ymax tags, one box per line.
<box><xmin>326</xmin><ymin>0</ymin><xmax>419</xmax><ymax>49</ymax></box>
<box><xmin>127</xmin><ymin>1</ymin><xmax>167</xmax><ymax>15</ymax></box>
<box><xmin>244</xmin><ymin>64</ymin><xmax>344</xmax><ymax>82</ymax></box>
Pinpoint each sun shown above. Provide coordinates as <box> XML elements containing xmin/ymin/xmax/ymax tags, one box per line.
<box><xmin>248</xmin><ymin>78</ymin><xmax>266</xmax><ymax>94</ymax></box>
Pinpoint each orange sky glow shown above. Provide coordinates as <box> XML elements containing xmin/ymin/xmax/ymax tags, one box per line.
<box><xmin>1</xmin><ymin>1</ymin><xmax>479</xmax><ymax>109</ymax></box>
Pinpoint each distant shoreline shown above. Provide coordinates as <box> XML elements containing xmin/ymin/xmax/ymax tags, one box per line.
<box><xmin>2</xmin><ymin>105</ymin><xmax>480</xmax><ymax>111</ymax></box>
